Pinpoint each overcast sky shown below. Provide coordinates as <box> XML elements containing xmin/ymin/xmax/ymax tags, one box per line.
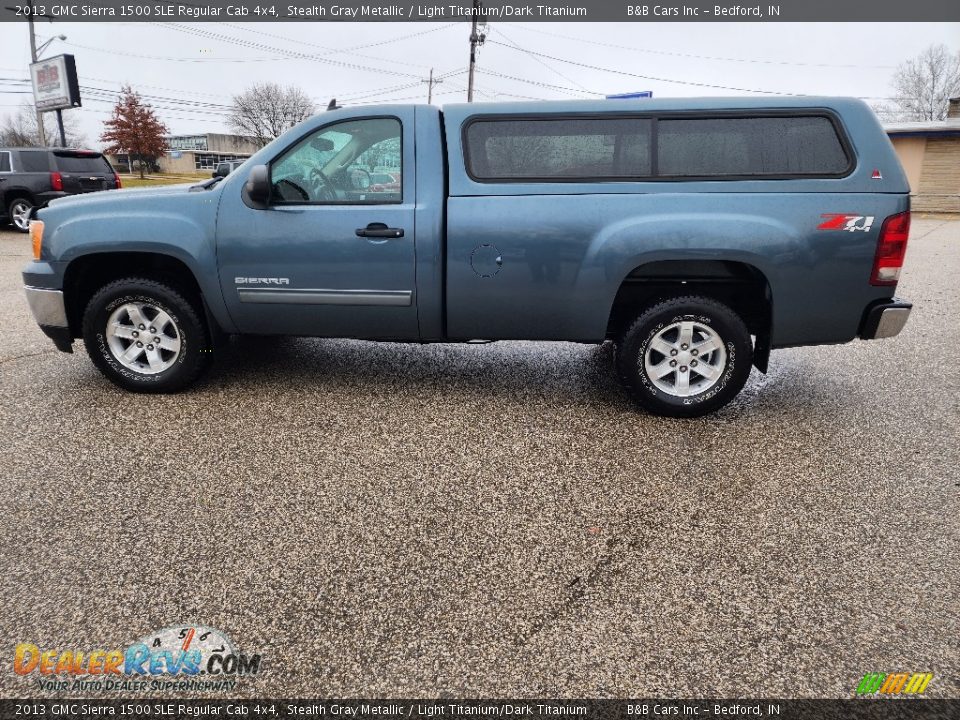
<box><xmin>1</xmin><ymin>21</ymin><xmax>959</xmax><ymax>148</ymax></box>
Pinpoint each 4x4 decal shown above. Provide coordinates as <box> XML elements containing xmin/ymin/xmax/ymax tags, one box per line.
<box><xmin>818</xmin><ymin>214</ymin><xmax>875</xmax><ymax>232</ymax></box>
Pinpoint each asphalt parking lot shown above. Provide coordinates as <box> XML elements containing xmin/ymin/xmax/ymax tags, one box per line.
<box><xmin>1</xmin><ymin>219</ymin><xmax>958</xmax><ymax>699</ymax></box>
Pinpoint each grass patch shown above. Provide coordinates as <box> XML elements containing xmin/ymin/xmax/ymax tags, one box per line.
<box><xmin>118</xmin><ymin>174</ymin><xmax>208</xmax><ymax>188</ymax></box>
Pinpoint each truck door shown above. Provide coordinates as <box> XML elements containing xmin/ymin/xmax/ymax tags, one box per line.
<box><xmin>216</xmin><ymin>110</ymin><xmax>418</xmax><ymax>339</ymax></box>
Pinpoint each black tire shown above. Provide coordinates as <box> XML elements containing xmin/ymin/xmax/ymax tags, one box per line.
<box><xmin>82</xmin><ymin>278</ymin><xmax>212</xmax><ymax>393</ymax></box>
<box><xmin>615</xmin><ymin>295</ymin><xmax>753</xmax><ymax>417</ymax></box>
<box><xmin>8</xmin><ymin>196</ymin><xmax>34</xmax><ymax>233</ymax></box>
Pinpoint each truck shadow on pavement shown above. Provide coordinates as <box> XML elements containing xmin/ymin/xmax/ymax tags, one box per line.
<box><xmin>202</xmin><ymin>335</ymin><xmax>631</xmax><ymax>406</ymax></box>
<box><xmin>195</xmin><ymin>335</ymin><xmax>840</xmax><ymax>420</ymax></box>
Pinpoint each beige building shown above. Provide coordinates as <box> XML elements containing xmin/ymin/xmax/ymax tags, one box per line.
<box><xmin>886</xmin><ymin>98</ymin><xmax>960</xmax><ymax>213</ymax></box>
<box><xmin>160</xmin><ymin>133</ymin><xmax>260</xmax><ymax>174</ymax></box>
<box><xmin>109</xmin><ymin>133</ymin><xmax>260</xmax><ymax>175</ymax></box>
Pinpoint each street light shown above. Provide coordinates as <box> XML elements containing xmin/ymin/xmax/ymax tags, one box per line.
<box><xmin>36</xmin><ymin>34</ymin><xmax>67</xmax><ymax>58</ymax></box>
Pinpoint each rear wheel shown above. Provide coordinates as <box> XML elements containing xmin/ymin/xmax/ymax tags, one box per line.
<box><xmin>8</xmin><ymin>197</ymin><xmax>34</xmax><ymax>233</ymax></box>
<box><xmin>82</xmin><ymin>278</ymin><xmax>212</xmax><ymax>392</ymax></box>
<box><xmin>615</xmin><ymin>296</ymin><xmax>753</xmax><ymax>417</ymax></box>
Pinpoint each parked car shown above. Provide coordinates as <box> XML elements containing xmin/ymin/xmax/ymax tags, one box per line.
<box><xmin>212</xmin><ymin>160</ymin><xmax>246</xmax><ymax>179</ymax></box>
<box><xmin>369</xmin><ymin>172</ymin><xmax>400</xmax><ymax>193</ymax></box>
<box><xmin>23</xmin><ymin>98</ymin><xmax>912</xmax><ymax>416</ymax></box>
<box><xmin>1</xmin><ymin>148</ymin><xmax>120</xmax><ymax>232</ymax></box>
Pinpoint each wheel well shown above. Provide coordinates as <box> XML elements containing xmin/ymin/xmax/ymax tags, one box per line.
<box><xmin>63</xmin><ymin>252</ymin><xmax>205</xmax><ymax>338</ymax></box>
<box><xmin>3</xmin><ymin>189</ymin><xmax>33</xmax><ymax>211</ymax></box>
<box><xmin>607</xmin><ymin>260</ymin><xmax>772</xmax><ymax>369</ymax></box>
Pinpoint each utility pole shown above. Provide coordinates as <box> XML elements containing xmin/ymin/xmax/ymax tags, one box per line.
<box><xmin>466</xmin><ymin>0</ymin><xmax>486</xmax><ymax>102</ymax></box>
<box><xmin>422</xmin><ymin>68</ymin><xmax>443</xmax><ymax>104</ymax></box>
<box><xmin>54</xmin><ymin>108</ymin><xmax>66</xmax><ymax>147</ymax></box>
<box><xmin>26</xmin><ymin>1</ymin><xmax>47</xmax><ymax>146</ymax></box>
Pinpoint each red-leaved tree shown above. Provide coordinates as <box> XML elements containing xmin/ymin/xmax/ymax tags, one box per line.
<box><xmin>100</xmin><ymin>86</ymin><xmax>168</xmax><ymax>179</ymax></box>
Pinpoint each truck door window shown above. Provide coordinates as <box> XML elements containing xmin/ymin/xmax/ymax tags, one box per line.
<box><xmin>270</xmin><ymin>117</ymin><xmax>402</xmax><ymax>204</ymax></box>
<box><xmin>0</xmin><ymin>152</ymin><xmax>10</xmax><ymax>172</ymax></box>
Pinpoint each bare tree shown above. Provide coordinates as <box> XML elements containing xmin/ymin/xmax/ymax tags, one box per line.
<box><xmin>229</xmin><ymin>83</ymin><xmax>316</xmax><ymax>148</ymax></box>
<box><xmin>889</xmin><ymin>44</ymin><xmax>960</xmax><ymax>122</ymax></box>
<box><xmin>0</xmin><ymin>102</ymin><xmax>86</xmax><ymax>147</ymax></box>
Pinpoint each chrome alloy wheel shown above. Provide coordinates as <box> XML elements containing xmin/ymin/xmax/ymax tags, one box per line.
<box><xmin>643</xmin><ymin>320</ymin><xmax>727</xmax><ymax>397</ymax></box>
<box><xmin>10</xmin><ymin>200</ymin><xmax>32</xmax><ymax>231</ymax></box>
<box><xmin>105</xmin><ymin>302</ymin><xmax>182</xmax><ymax>374</ymax></box>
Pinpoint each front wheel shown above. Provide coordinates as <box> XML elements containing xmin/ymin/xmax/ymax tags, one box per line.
<box><xmin>615</xmin><ymin>296</ymin><xmax>753</xmax><ymax>417</ymax></box>
<box><xmin>82</xmin><ymin>278</ymin><xmax>212</xmax><ymax>393</ymax></box>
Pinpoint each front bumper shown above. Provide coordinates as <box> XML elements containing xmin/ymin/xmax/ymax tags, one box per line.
<box><xmin>859</xmin><ymin>298</ymin><xmax>912</xmax><ymax>340</ymax></box>
<box><xmin>24</xmin><ymin>286</ymin><xmax>73</xmax><ymax>352</ymax></box>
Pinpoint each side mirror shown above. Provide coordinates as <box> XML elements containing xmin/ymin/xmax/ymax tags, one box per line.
<box><xmin>351</xmin><ymin>168</ymin><xmax>371</xmax><ymax>190</ymax></box>
<box><xmin>244</xmin><ymin>165</ymin><xmax>271</xmax><ymax>207</ymax></box>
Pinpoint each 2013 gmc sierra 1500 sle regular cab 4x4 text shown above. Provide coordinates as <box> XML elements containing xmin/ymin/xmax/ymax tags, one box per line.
<box><xmin>23</xmin><ymin>97</ymin><xmax>912</xmax><ymax>417</ymax></box>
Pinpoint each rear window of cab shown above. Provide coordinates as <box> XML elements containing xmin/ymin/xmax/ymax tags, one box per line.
<box><xmin>463</xmin><ymin>112</ymin><xmax>852</xmax><ymax>182</ymax></box>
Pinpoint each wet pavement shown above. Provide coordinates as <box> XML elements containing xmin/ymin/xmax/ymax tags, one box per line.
<box><xmin>1</xmin><ymin>219</ymin><xmax>958</xmax><ymax>698</ymax></box>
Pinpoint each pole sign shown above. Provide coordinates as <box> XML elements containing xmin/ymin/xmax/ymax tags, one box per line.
<box><xmin>606</xmin><ymin>91</ymin><xmax>653</xmax><ymax>99</ymax></box>
<box><xmin>29</xmin><ymin>54</ymin><xmax>82</xmax><ymax>112</ymax></box>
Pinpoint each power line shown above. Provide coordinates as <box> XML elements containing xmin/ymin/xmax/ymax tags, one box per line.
<box><xmin>217</xmin><ymin>21</ymin><xmax>459</xmax><ymax>71</ymax></box>
<box><xmin>82</xmin><ymin>85</ymin><xmax>233</xmax><ymax>111</ymax></box>
<box><xmin>5</xmin><ymin>61</ymin><xmax>462</xmax><ymax>105</ymax></box>
<box><xmin>2</xmin><ymin>78</ymin><xmax>235</xmax><ymax>117</ymax></box>
<box><xmin>222</xmin><ymin>21</ymin><xmax>457</xmax><ymax>57</ymax></box>
<box><xmin>446</xmin><ymin>79</ymin><xmax>551</xmax><ymax>101</ymax></box>
<box><xmin>0</xmin><ymin>89</ymin><xmax>231</xmax><ymax>123</ymax></box>
<box><xmin>59</xmin><ymin>41</ymin><xmax>289</xmax><ymax>64</ymax></box>
<box><xmin>340</xmin><ymin>70</ymin><xmax>465</xmax><ymax>101</ymax></box>
<box><xmin>158</xmin><ymin>23</ymin><xmax>424</xmax><ymax>79</ymax></box>
<box><xmin>486</xmin><ymin>40</ymin><xmax>806</xmax><ymax>95</ymax></box>
<box><xmin>48</xmin><ymin>24</ymin><xmax>460</xmax><ymax>73</ymax></box>
<box><xmin>510</xmin><ymin>25</ymin><xmax>898</xmax><ymax>70</ymax></box>
<box><xmin>475</xmin><ymin>68</ymin><xmax>602</xmax><ymax>96</ymax></box>
<box><xmin>348</xmin><ymin>89</ymin><xmax>462</xmax><ymax>106</ymax></box>
<box><xmin>2</xmin><ymin>68</ymin><xmax>472</xmax><ymax>120</ymax></box>
<box><xmin>491</xmin><ymin>27</ymin><xmax>593</xmax><ymax>94</ymax></box>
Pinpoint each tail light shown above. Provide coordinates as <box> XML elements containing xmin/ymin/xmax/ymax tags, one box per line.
<box><xmin>870</xmin><ymin>211</ymin><xmax>910</xmax><ymax>286</ymax></box>
<box><xmin>50</xmin><ymin>172</ymin><xmax>63</xmax><ymax>191</ymax></box>
<box><xmin>113</xmin><ymin>171</ymin><xmax>122</xmax><ymax>189</ymax></box>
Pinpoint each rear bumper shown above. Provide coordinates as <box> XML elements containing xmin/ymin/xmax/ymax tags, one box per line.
<box><xmin>859</xmin><ymin>298</ymin><xmax>912</xmax><ymax>340</ymax></box>
<box><xmin>24</xmin><ymin>285</ymin><xmax>73</xmax><ymax>352</ymax></box>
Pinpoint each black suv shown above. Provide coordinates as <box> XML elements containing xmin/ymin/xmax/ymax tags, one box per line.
<box><xmin>1</xmin><ymin>148</ymin><xmax>120</xmax><ymax>232</ymax></box>
<box><xmin>212</xmin><ymin>160</ymin><xmax>246</xmax><ymax>178</ymax></box>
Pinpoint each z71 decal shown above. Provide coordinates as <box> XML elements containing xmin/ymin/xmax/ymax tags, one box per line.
<box><xmin>818</xmin><ymin>214</ymin><xmax>875</xmax><ymax>232</ymax></box>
